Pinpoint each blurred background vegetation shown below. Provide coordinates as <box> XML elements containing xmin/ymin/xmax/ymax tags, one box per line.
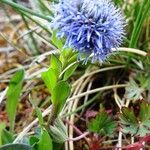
<box><xmin>0</xmin><ymin>0</ymin><xmax>150</xmax><ymax>150</ymax></box>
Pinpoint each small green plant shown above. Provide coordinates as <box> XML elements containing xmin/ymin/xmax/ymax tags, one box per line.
<box><xmin>120</xmin><ymin>101</ymin><xmax>150</xmax><ymax>137</ymax></box>
<box><xmin>88</xmin><ymin>108</ymin><xmax>116</xmax><ymax>136</ymax></box>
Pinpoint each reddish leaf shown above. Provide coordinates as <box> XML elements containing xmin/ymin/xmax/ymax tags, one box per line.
<box><xmin>123</xmin><ymin>142</ymin><xmax>142</xmax><ymax>150</ymax></box>
<box><xmin>140</xmin><ymin>134</ymin><xmax>150</xmax><ymax>143</ymax></box>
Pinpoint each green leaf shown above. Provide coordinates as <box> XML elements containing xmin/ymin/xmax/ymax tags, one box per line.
<box><xmin>50</xmin><ymin>55</ymin><xmax>62</xmax><ymax>75</ymax></box>
<box><xmin>49</xmin><ymin>118</ymin><xmax>68</xmax><ymax>143</ymax></box>
<box><xmin>37</xmin><ymin>129</ymin><xmax>52</xmax><ymax>150</ymax></box>
<box><xmin>120</xmin><ymin>106</ymin><xmax>140</xmax><ymax>136</ymax></box>
<box><xmin>41</xmin><ymin>68</ymin><xmax>57</xmax><ymax>93</ymax></box>
<box><xmin>125</xmin><ymin>79</ymin><xmax>143</xmax><ymax>101</ymax></box>
<box><xmin>0</xmin><ymin>123</ymin><xmax>6</xmax><ymax>146</ymax></box>
<box><xmin>139</xmin><ymin>101</ymin><xmax>150</xmax><ymax>122</ymax></box>
<box><xmin>120</xmin><ymin>101</ymin><xmax>150</xmax><ymax>137</ymax></box>
<box><xmin>88</xmin><ymin>110</ymin><xmax>116</xmax><ymax>135</ymax></box>
<box><xmin>53</xmin><ymin>143</ymin><xmax>62</xmax><ymax>150</ymax></box>
<box><xmin>122</xmin><ymin>125</ymin><xmax>139</xmax><ymax>135</ymax></box>
<box><xmin>63</xmin><ymin>63</ymin><xmax>78</xmax><ymax>80</ymax></box>
<box><xmin>137</xmin><ymin>73</ymin><xmax>150</xmax><ymax>90</ymax></box>
<box><xmin>51</xmin><ymin>31</ymin><xmax>63</xmax><ymax>51</ymax></box>
<box><xmin>6</xmin><ymin>69</ymin><xmax>25</xmax><ymax>132</ymax></box>
<box><xmin>54</xmin><ymin>118</ymin><xmax>67</xmax><ymax>135</ymax></box>
<box><xmin>1</xmin><ymin>129</ymin><xmax>13</xmax><ymax>145</ymax></box>
<box><xmin>29</xmin><ymin>136</ymin><xmax>39</xmax><ymax>147</ymax></box>
<box><xmin>51</xmin><ymin>81</ymin><xmax>71</xmax><ymax>114</ymax></box>
<box><xmin>121</xmin><ymin>107</ymin><xmax>137</xmax><ymax>124</ymax></box>
<box><xmin>0</xmin><ymin>144</ymin><xmax>32</xmax><ymax>150</ymax></box>
<box><xmin>136</xmin><ymin>126</ymin><xmax>150</xmax><ymax>137</ymax></box>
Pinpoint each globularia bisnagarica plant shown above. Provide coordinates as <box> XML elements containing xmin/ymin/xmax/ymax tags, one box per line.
<box><xmin>0</xmin><ymin>0</ymin><xmax>150</xmax><ymax>150</ymax></box>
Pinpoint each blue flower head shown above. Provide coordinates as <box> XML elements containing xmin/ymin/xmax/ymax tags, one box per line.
<box><xmin>52</xmin><ymin>0</ymin><xmax>126</xmax><ymax>63</ymax></box>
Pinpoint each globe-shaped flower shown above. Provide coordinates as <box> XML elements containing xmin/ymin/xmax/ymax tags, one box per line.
<box><xmin>52</xmin><ymin>0</ymin><xmax>126</xmax><ymax>63</ymax></box>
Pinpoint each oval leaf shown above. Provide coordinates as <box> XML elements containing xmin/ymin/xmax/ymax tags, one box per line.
<box><xmin>6</xmin><ymin>69</ymin><xmax>25</xmax><ymax>132</ymax></box>
<box><xmin>37</xmin><ymin>130</ymin><xmax>52</xmax><ymax>150</ymax></box>
<box><xmin>52</xmin><ymin>81</ymin><xmax>71</xmax><ymax>114</ymax></box>
<box><xmin>41</xmin><ymin>68</ymin><xmax>57</xmax><ymax>93</ymax></box>
<box><xmin>50</xmin><ymin>55</ymin><xmax>62</xmax><ymax>75</ymax></box>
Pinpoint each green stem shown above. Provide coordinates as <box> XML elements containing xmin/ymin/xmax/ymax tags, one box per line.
<box><xmin>0</xmin><ymin>0</ymin><xmax>52</xmax><ymax>22</ymax></box>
